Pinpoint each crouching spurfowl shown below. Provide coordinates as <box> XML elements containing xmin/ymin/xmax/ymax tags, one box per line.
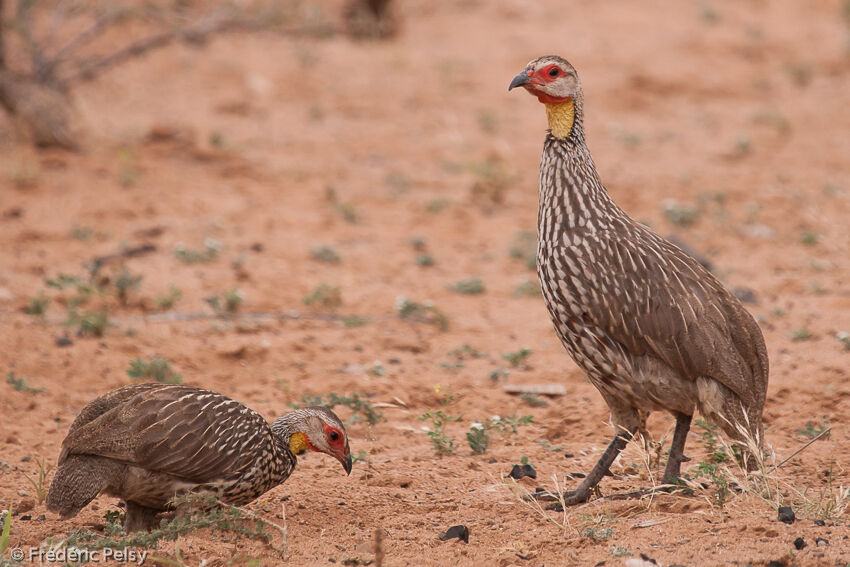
<box><xmin>508</xmin><ymin>56</ymin><xmax>768</xmax><ymax>504</ymax></box>
<box><xmin>46</xmin><ymin>383</ymin><xmax>352</xmax><ymax>532</ymax></box>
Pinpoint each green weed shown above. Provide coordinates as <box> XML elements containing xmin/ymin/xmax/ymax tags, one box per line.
<box><xmin>154</xmin><ymin>286</ymin><xmax>183</xmax><ymax>310</ymax></box>
<box><xmin>127</xmin><ymin>357</ymin><xmax>183</xmax><ymax>384</ymax></box>
<box><xmin>419</xmin><ymin>410</ymin><xmax>462</xmax><ymax>456</ymax></box>
<box><xmin>296</xmin><ymin>393</ymin><xmax>384</xmax><ymax>425</ymax></box>
<box><xmin>303</xmin><ymin>284</ymin><xmax>342</xmax><ymax>311</ymax></box>
<box><xmin>174</xmin><ymin>238</ymin><xmax>222</xmax><ymax>264</ymax></box>
<box><xmin>502</xmin><ymin>347</ymin><xmax>533</xmax><ymax>368</ymax></box>
<box><xmin>396</xmin><ymin>297</ymin><xmax>449</xmax><ymax>330</ymax></box>
<box><xmin>6</xmin><ymin>373</ymin><xmax>43</xmax><ymax>394</ymax></box>
<box><xmin>448</xmin><ymin>278</ymin><xmax>485</xmax><ymax>295</ymax></box>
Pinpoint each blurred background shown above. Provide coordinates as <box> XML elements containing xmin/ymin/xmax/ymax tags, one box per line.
<box><xmin>1</xmin><ymin>1</ymin><xmax>849</xmax><ymax>565</ymax></box>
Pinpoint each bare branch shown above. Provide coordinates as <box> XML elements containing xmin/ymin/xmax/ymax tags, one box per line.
<box><xmin>42</xmin><ymin>7</ymin><xmax>127</xmax><ymax>76</ymax></box>
<box><xmin>60</xmin><ymin>9</ymin><xmax>243</xmax><ymax>85</ymax></box>
<box><xmin>15</xmin><ymin>0</ymin><xmax>48</xmax><ymax>78</ymax></box>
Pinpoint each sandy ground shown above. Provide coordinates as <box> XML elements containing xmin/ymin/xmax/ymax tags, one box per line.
<box><xmin>1</xmin><ymin>1</ymin><xmax>850</xmax><ymax>565</ymax></box>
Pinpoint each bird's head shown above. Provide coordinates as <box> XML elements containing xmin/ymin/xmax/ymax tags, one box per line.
<box><xmin>509</xmin><ymin>55</ymin><xmax>582</xmax><ymax>139</ymax></box>
<box><xmin>273</xmin><ymin>407</ymin><xmax>352</xmax><ymax>475</ymax></box>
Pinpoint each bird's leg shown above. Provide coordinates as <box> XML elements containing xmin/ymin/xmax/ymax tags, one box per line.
<box><xmin>535</xmin><ymin>427</ymin><xmax>636</xmax><ymax>507</ymax></box>
<box><xmin>662</xmin><ymin>412</ymin><xmax>692</xmax><ymax>485</ymax></box>
<box><xmin>123</xmin><ymin>501</ymin><xmax>160</xmax><ymax>533</ymax></box>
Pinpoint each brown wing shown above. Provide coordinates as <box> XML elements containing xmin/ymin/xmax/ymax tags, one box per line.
<box><xmin>60</xmin><ymin>384</ymin><xmax>274</xmax><ymax>483</ymax></box>
<box><xmin>578</xmin><ymin>224</ymin><xmax>768</xmax><ymax>407</ymax></box>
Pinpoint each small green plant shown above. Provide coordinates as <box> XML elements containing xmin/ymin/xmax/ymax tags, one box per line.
<box><xmin>24</xmin><ymin>293</ymin><xmax>50</xmax><ymax>316</ymax></box>
<box><xmin>610</xmin><ymin>546</ymin><xmax>632</xmax><ymax>558</ymax></box>
<box><xmin>409</xmin><ymin>236</ymin><xmax>426</xmax><ymax>250</ymax></box>
<box><xmin>351</xmin><ymin>450</ymin><xmax>369</xmax><ymax>466</ymax></box>
<box><xmin>303</xmin><ymin>284</ymin><xmax>342</xmax><ymax>311</ymax></box>
<box><xmin>25</xmin><ymin>458</ymin><xmax>49</xmax><ymax>504</ymax></box>
<box><xmin>415</xmin><ymin>253</ymin><xmax>435</xmax><ymax>267</ymax></box>
<box><xmin>0</xmin><ymin>506</ymin><xmax>11</xmax><ymax>559</ymax></box>
<box><xmin>538</xmin><ymin>439</ymin><xmax>565</xmax><ymax>452</ymax></box>
<box><xmin>694</xmin><ymin>418</ymin><xmax>728</xmax><ymax>463</ymax></box>
<box><xmin>579</xmin><ymin>514</ymin><xmax>616</xmax><ymax>542</ymax></box>
<box><xmin>295</xmin><ymin>393</ymin><xmax>384</xmax><ymax>425</ymax></box>
<box><xmin>837</xmin><ymin>331</ymin><xmax>850</xmax><ymax>350</ymax></box>
<box><xmin>466</xmin><ymin>423</ymin><xmax>489</xmax><ymax>454</ymax></box>
<box><xmin>6</xmin><ymin>373</ymin><xmax>44</xmax><ymax>393</ymax></box>
<box><xmin>113</xmin><ymin>265</ymin><xmax>143</xmax><ymax>306</ymax></box>
<box><xmin>800</xmin><ymin>231</ymin><xmax>820</xmax><ymax>246</ymax></box>
<box><xmin>117</xmin><ymin>148</ymin><xmax>139</xmax><ymax>187</ymax></box>
<box><xmin>488</xmin><ymin>414</ymin><xmax>534</xmax><ymax>435</ymax></box>
<box><xmin>154</xmin><ymin>286</ymin><xmax>183</xmax><ymax>310</ymax></box>
<box><xmin>790</xmin><ymin>327</ymin><xmax>812</xmax><ymax>341</ymax></box>
<box><xmin>419</xmin><ymin>410</ymin><xmax>461</xmax><ymax>456</ymax></box>
<box><xmin>695</xmin><ymin>461</ymin><xmax>730</xmax><ymax>508</ymax></box>
<box><xmin>448</xmin><ymin>278</ymin><xmax>485</xmax><ymax>295</ymax></box>
<box><xmin>174</xmin><ymin>238</ymin><xmax>222</xmax><ymax>264</ymax></box>
<box><xmin>426</xmin><ymin>199</ymin><xmax>450</xmax><ymax>214</ymax></box>
<box><xmin>103</xmin><ymin>509</ymin><xmax>125</xmax><ymax>527</ymax></box>
<box><xmin>325</xmin><ymin>187</ymin><xmax>358</xmax><ymax>223</ymax></box>
<box><xmin>502</xmin><ymin>347</ymin><xmax>533</xmax><ymax>368</ymax></box>
<box><xmin>796</xmin><ymin>420</ymin><xmax>830</xmax><ymax>439</ymax></box>
<box><xmin>70</xmin><ymin>225</ymin><xmax>93</xmax><ymax>240</ymax></box>
<box><xmin>65</xmin><ymin>308</ymin><xmax>109</xmax><ymax>337</ymax></box>
<box><xmin>489</xmin><ymin>368</ymin><xmax>510</xmax><ymax>382</ymax></box>
<box><xmin>127</xmin><ymin>357</ymin><xmax>183</xmax><ymax>384</ymax></box>
<box><xmin>396</xmin><ymin>297</ymin><xmax>449</xmax><ymax>330</ymax></box>
<box><xmin>583</xmin><ymin>526</ymin><xmax>614</xmax><ymax>541</ymax></box>
<box><xmin>513</xmin><ymin>278</ymin><xmax>541</xmax><ymax>297</ymax></box>
<box><xmin>341</xmin><ymin>316</ymin><xmax>370</xmax><ymax>327</ymax></box>
<box><xmin>509</xmin><ymin>231</ymin><xmax>537</xmax><ymax>270</ymax></box>
<box><xmin>205</xmin><ymin>288</ymin><xmax>245</xmax><ymax>315</ymax></box>
<box><xmin>520</xmin><ymin>392</ymin><xmax>547</xmax><ymax>407</ymax></box>
<box><xmin>448</xmin><ymin>344</ymin><xmax>486</xmax><ymax>360</ymax></box>
<box><xmin>310</xmin><ymin>245</ymin><xmax>341</xmax><ymax>264</ymax></box>
<box><xmin>662</xmin><ymin>199</ymin><xmax>700</xmax><ymax>227</ymax></box>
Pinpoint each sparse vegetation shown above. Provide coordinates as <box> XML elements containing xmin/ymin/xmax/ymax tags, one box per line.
<box><xmin>174</xmin><ymin>238</ymin><xmax>222</xmax><ymax>264</ymax></box>
<box><xmin>25</xmin><ymin>458</ymin><xmax>49</xmax><ymax>504</ymax></box>
<box><xmin>448</xmin><ymin>277</ymin><xmax>485</xmax><ymax>295</ymax></box>
<box><xmin>419</xmin><ymin>410</ymin><xmax>461</xmax><ymax>456</ymax></box>
<box><xmin>799</xmin><ymin>231</ymin><xmax>820</xmax><ymax>246</ymax></box>
<box><xmin>23</xmin><ymin>293</ymin><xmax>50</xmax><ymax>316</ymax></box>
<box><xmin>205</xmin><ymin>287</ymin><xmax>245</xmax><ymax>315</ymax></box>
<box><xmin>662</xmin><ymin>199</ymin><xmax>700</xmax><ymax>227</ymax></box>
<box><xmin>520</xmin><ymin>392</ymin><xmax>546</xmax><ymax>407</ymax></box>
<box><xmin>311</xmin><ymin>245</ymin><xmax>341</xmax><ymax>264</ymax></box>
<box><xmin>513</xmin><ymin>278</ymin><xmax>541</xmax><ymax>297</ymax></box>
<box><xmin>296</xmin><ymin>393</ymin><xmax>384</xmax><ymax>425</ymax></box>
<box><xmin>395</xmin><ymin>296</ymin><xmax>449</xmax><ymax>330</ymax></box>
<box><xmin>127</xmin><ymin>357</ymin><xmax>183</xmax><ymax>384</ymax></box>
<box><xmin>796</xmin><ymin>420</ymin><xmax>830</xmax><ymax>439</ymax></box>
<box><xmin>154</xmin><ymin>285</ymin><xmax>183</xmax><ymax>310</ymax></box>
<box><xmin>466</xmin><ymin>423</ymin><xmax>489</xmax><ymax>454</ymax></box>
<box><xmin>325</xmin><ymin>187</ymin><xmax>358</xmax><ymax>223</ymax></box>
<box><xmin>502</xmin><ymin>347</ymin><xmax>533</xmax><ymax>368</ymax></box>
<box><xmin>303</xmin><ymin>284</ymin><xmax>342</xmax><ymax>311</ymax></box>
<box><xmin>415</xmin><ymin>253</ymin><xmax>435</xmax><ymax>267</ymax></box>
<box><xmin>113</xmin><ymin>265</ymin><xmax>143</xmax><ymax>306</ymax></box>
<box><xmin>426</xmin><ymin>199</ymin><xmax>450</xmax><ymax>214</ymax></box>
<box><xmin>837</xmin><ymin>331</ymin><xmax>850</xmax><ymax>350</ymax></box>
<box><xmin>489</xmin><ymin>368</ymin><xmax>510</xmax><ymax>382</ymax></box>
<box><xmin>66</xmin><ymin>308</ymin><xmax>109</xmax><ymax>337</ymax></box>
<box><xmin>790</xmin><ymin>327</ymin><xmax>812</xmax><ymax>341</ymax></box>
<box><xmin>509</xmin><ymin>231</ymin><xmax>537</xmax><ymax>270</ymax></box>
<box><xmin>6</xmin><ymin>373</ymin><xmax>44</xmax><ymax>393</ymax></box>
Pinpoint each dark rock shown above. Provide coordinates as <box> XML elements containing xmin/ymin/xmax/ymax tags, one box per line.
<box><xmin>20</xmin><ymin>515</ymin><xmax>31</xmax><ymax>520</ymax></box>
<box><xmin>250</xmin><ymin>242</ymin><xmax>264</xmax><ymax>252</ymax></box>
<box><xmin>767</xmin><ymin>561</ymin><xmax>786</xmax><ymax>567</ymax></box>
<box><xmin>488</xmin><ymin>458</ymin><xmax>498</xmax><ymax>464</ymax></box>
<box><xmin>545</xmin><ymin>501</ymin><xmax>563</xmax><ymax>512</ymax></box>
<box><xmin>570</xmin><ymin>472</ymin><xmax>586</xmax><ymax>478</ymax></box>
<box><xmin>509</xmin><ymin>464</ymin><xmax>537</xmax><ymax>480</ymax></box>
<box><xmin>814</xmin><ymin>519</ymin><xmax>825</xmax><ymax>526</ymax></box>
<box><xmin>778</xmin><ymin>506</ymin><xmax>795</xmax><ymax>524</ymax></box>
<box><xmin>55</xmin><ymin>336</ymin><xmax>73</xmax><ymax>347</ymax></box>
<box><xmin>793</xmin><ymin>537</ymin><xmax>806</xmax><ymax>550</ymax></box>
<box><xmin>639</xmin><ymin>554</ymin><xmax>658</xmax><ymax>565</ymax></box>
<box><xmin>36</xmin><ymin>514</ymin><xmax>45</xmax><ymax>521</ymax></box>
<box><xmin>815</xmin><ymin>537</ymin><xmax>828</xmax><ymax>546</ymax></box>
<box><xmin>438</xmin><ymin>525</ymin><xmax>469</xmax><ymax>543</ymax></box>
<box><xmin>564</xmin><ymin>453</ymin><xmax>574</xmax><ymax>458</ymax></box>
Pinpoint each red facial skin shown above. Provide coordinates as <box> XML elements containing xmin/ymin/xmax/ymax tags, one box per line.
<box><xmin>525</xmin><ymin>64</ymin><xmax>572</xmax><ymax>104</ymax></box>
<box><xmin>322</xmin><ymin>424</ymin><xmax>349</xmax><ymax>458</ymax></box>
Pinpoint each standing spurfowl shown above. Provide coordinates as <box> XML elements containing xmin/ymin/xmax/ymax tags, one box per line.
<box><xmin>46</xmin><ymin>383</ymin><xmax>352</xmax><ymax>532</ymax></box>
<box><xmin>509</xmin><ymin>56</ymin><xmax>768</xmax><ymax>504</ymax></box>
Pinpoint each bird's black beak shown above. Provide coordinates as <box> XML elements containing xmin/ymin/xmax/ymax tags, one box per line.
<box><xmin>509</xmin><ymin>70</ymin><xmax>532</xmax><ymax>91</ymax></box>
<box><xmin>341</xmin><ymin>452</ymin><xmax>353</xmax><ymax>475</ymax></box>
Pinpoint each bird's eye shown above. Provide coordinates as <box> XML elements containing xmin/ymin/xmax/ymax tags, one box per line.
<box><xmin>548</xmin><ymin>67</ymin><xmax>560</xmax><ymax>78</ymax></box>
<box><xmin>328</xmin><ymin>430</ymin><xmax>340</xmax><ymax>442</ymax></box>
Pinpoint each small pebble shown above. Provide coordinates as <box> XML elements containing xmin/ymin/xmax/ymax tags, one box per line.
<box><xmin>438</xmin><ymin>525</ymin><xmax>469</xmax><ymax>543</ymax></box>
<box><xmin>55</xmin><ymin>337</ymin><xmax>73</xmax><ymax>347</ymax></box>
<box><xmin>814</xmin><ymin>519</ymin><xmax>825</xmax><ymax>526</ymax></box>
<box><xmin>793</xmin><ymin>537</ymin><xmax>806</xmax><ymax>550</ymax></box>
<box><xmin>815</xmin><ymin>537</ymin><xmax>828</xmax><ymax>546</ymax></box>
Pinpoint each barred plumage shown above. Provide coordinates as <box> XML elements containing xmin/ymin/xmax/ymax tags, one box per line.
<box><xmin>510</xmin><ymin>56</ymin><xmax>768</xmax><ymax>504</ymax></box>
<box><xmin>46</xmin><ymin>383</ymin><xmax>352</xmax><ymax>532</ymax></box>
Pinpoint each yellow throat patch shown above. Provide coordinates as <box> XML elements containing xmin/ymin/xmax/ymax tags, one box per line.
<box><xmin>289</xmin><ymin>432</ymin><xmax>310</xmax><ymax>455</ymax></box>
<box><xmin>545</xmin><ymin>100</ymin><xmax>575</xmax><ymax>139</ymax></box>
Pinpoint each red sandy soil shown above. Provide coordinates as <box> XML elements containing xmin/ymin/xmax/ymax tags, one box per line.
<box><xmin>1</xmin><ymin>1</ymin><xmax>850</xmax><ymax>565</ymax></box>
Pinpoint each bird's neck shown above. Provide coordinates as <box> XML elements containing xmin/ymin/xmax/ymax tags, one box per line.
<box><xmin>539</xmin><ymin>133</ymin><xmax>620</xmax><ymax>235</ymax></box>
<box><xmin>545</xmin><ymin>100</ymin><xmax>577</xmax><ymax>140</ymax></box>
